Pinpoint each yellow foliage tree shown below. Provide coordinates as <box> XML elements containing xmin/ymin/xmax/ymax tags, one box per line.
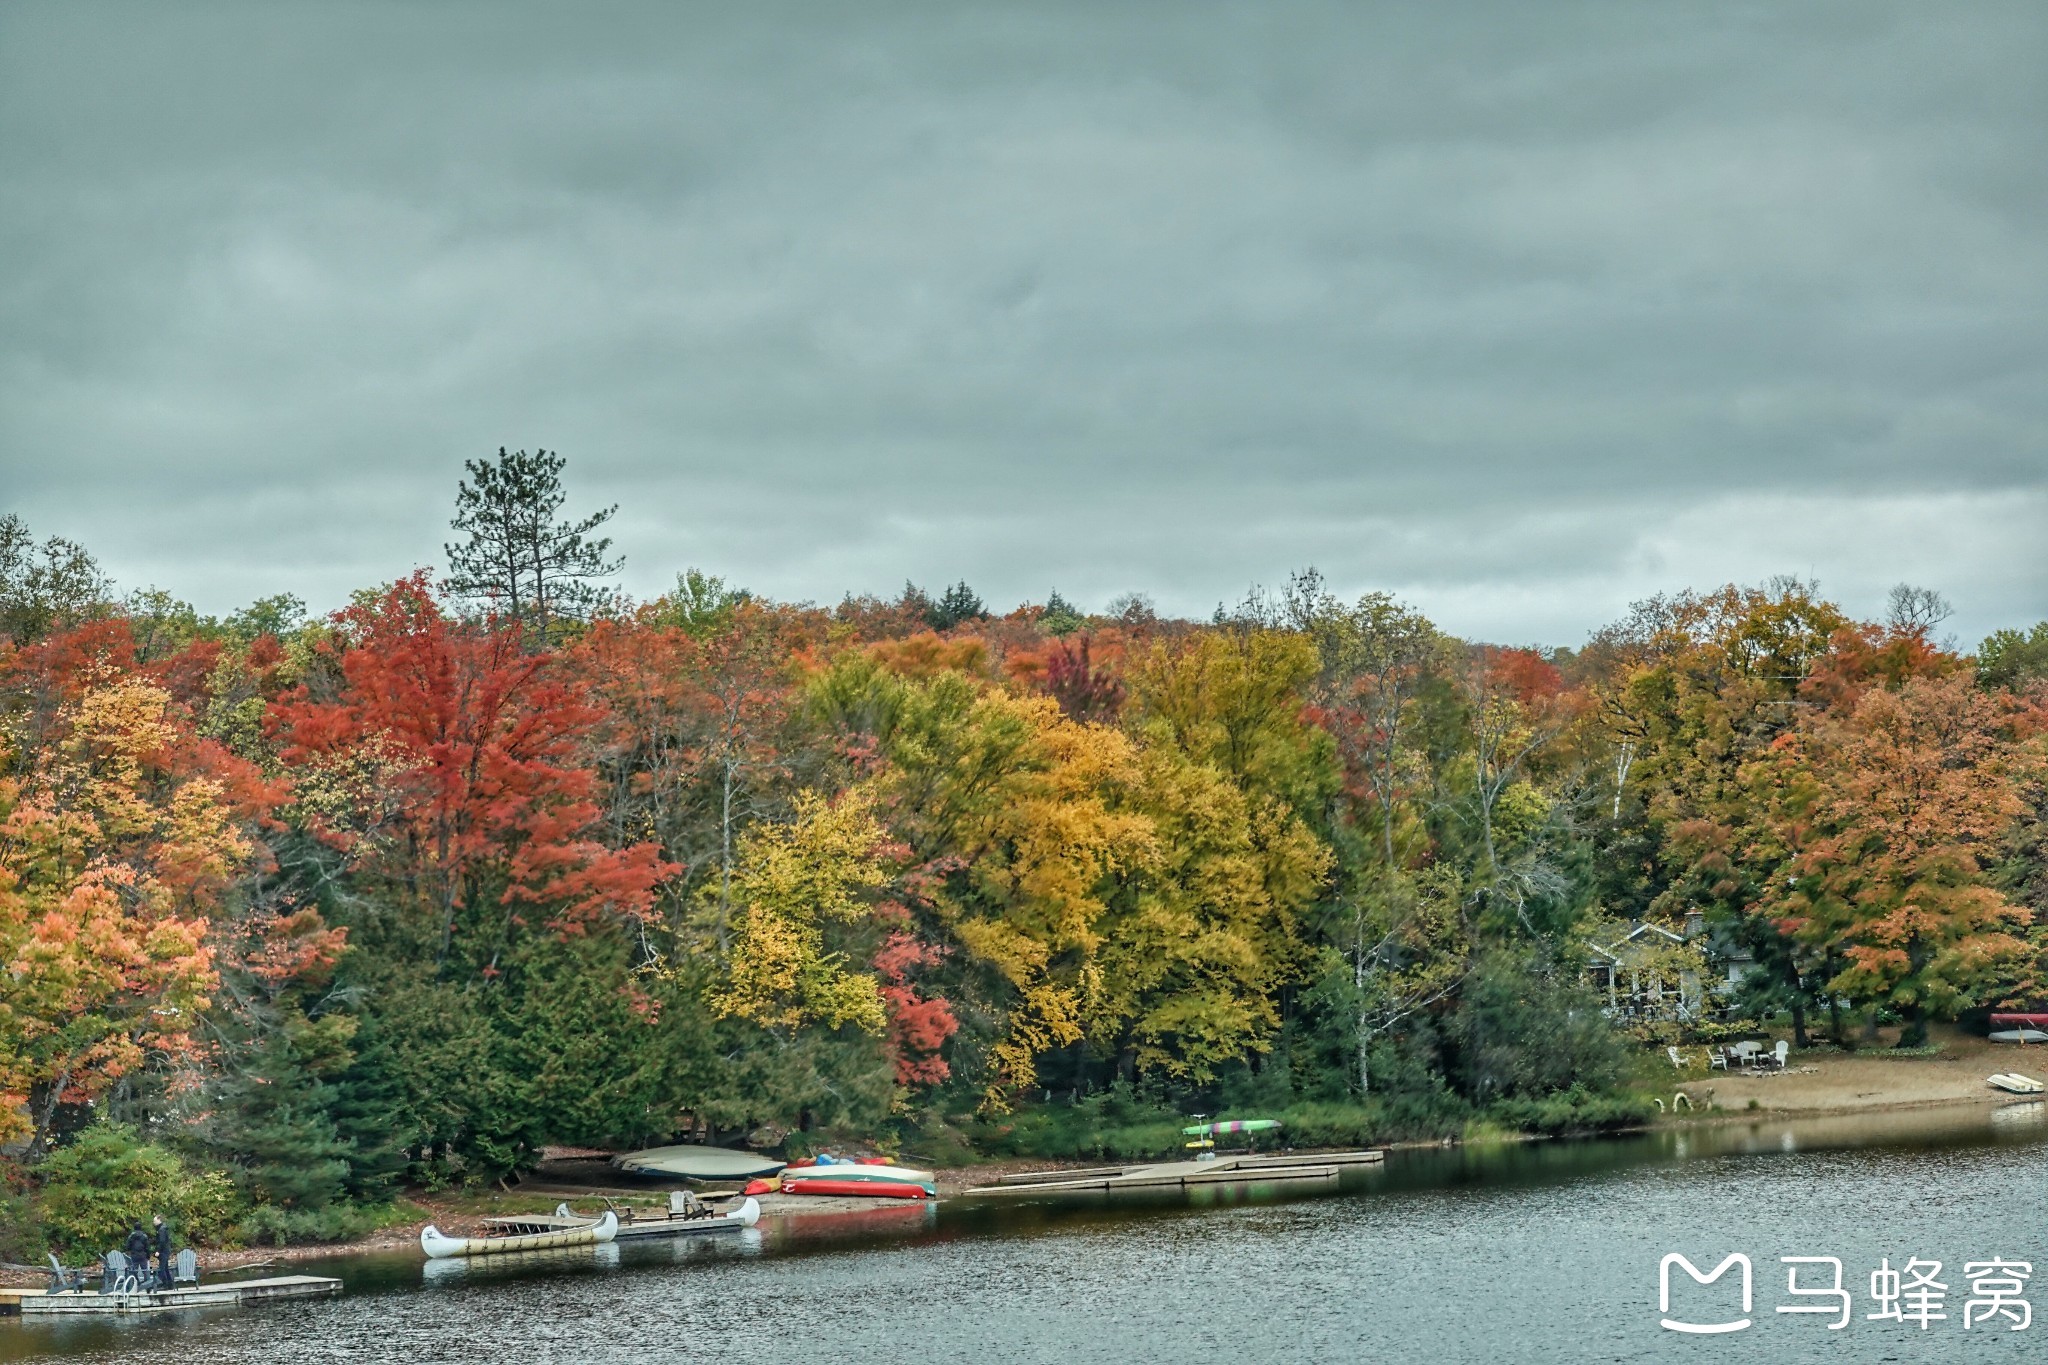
<box><xmin>711</xmin><ymin>787</ymin><xmax>889</xmax><ymax>1034</ymax></box>
<box><xmin>0</xmin><ymin>677</ymin><xmax>243</xmax><ymax>1150</ymax></box>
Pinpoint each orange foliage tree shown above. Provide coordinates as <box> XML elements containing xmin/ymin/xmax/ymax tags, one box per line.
<box><xmin>273</xmin><ymin>575</ymin><xmax>673</xmax><ymax>973</ymax></box>
<box><xmin>0</xmin><ymin>673</ymin><xmax>265</xmax><ymax>1151</ymax></box>
<box><xmin>1755</xmin><ymin>674</ymin><xmax>2037</xmax><ymax>1043</ymax></box>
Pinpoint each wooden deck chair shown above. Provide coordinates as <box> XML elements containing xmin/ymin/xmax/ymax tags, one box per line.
<box><xmin>46</xmin><ymin>1254</ymin><xmax>88</xmax><ymax>1294</ymax></box>
<box><xmin>174</xmin><ymin>1248</ymin><xmax>199</xmax><ymax>1286</ymax></box>
<box><xmin>101</xmin><ymin>1249</ymin><xmax>139</xmax><ymax>1294</ymax></box>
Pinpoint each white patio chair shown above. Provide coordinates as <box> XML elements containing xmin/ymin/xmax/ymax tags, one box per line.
<box><xmin>1708</xmin><ymin>1047</ymin><xmax>1728</xmax><ymax>1070</ymax></box>
<box><xmin>1770</xmin><ymin>1040</ymin><xmax>1790</xmax><ymax>1070</ymax></box>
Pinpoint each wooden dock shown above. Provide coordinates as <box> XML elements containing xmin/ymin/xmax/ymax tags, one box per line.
<box><xmin>1</xmin><ymin>1275</ymin><xmax>341</xmax><ymax>1316</ymax></box>
<box><xmin>966</xmin><ymin>1149</ymin><xmax>1384</xmax><ymax>1195</ymax></box>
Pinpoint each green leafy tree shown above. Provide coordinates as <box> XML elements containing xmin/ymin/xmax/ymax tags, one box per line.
<box><xmin>1979</xmin><ymin>622</ymin><xmax>2048</xmax><ymax>691</ymax></box>
<box><xmin>0</xmin><ymin>515</ymin><xmax>112</xmax><ymax>646</ymax></box>
<box><xmin>33</xmin><ymin>1124</ymin><xmax>241</xmax><ymax>1252</ymax></box>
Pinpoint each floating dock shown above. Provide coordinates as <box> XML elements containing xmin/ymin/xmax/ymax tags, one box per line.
<box><xmin>965</xmin><ymin>1149</ymin><xmax>1384</xmax><ymax>1195</ymax></box>
<box><xmin>1</xmin><ymin>1275</ymin><xmax>341</xmax><ymax>1316</ymax></box>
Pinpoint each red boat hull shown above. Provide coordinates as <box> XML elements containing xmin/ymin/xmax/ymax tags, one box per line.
<box><xmin>781</xmin><ymin>1177</ymin><xmax>931</xmax><ymax>1200</ymax></box>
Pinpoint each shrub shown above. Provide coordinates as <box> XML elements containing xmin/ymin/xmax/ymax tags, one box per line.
<box><xmin>32</xmin><ymin>1124</ymin><xmax>243</xmax><ymax>1253</ymax></box>
<box><xmin>0</xmin><ymin>1186</ymin><xmax>44</xmax><ymax>1264</ymax></box>
<box><xmin>238</xmin><ymin>1201</ymin><xmax>414</xmax><ymax>1248</ymax></box>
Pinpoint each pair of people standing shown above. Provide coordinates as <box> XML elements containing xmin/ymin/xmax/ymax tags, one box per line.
<box><xmin>121</xmin><ymin>1216</ymin><xmax>173</xmax><ymax>1290</ymax></box>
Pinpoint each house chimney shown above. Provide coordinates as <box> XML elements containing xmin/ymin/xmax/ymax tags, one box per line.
<box><xmin>1684</xmin><ymin>910</ymin><xmax>1705</xmax><ymax>941</ymax></box>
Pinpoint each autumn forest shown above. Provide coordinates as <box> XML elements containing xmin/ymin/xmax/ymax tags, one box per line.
<box><xmin>3</xmin><ymin>449</ymin><xmax>2045</xmax><ymax>1249</ymax></box>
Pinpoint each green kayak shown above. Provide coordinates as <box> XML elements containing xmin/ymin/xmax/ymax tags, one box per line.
<box><xmin>1181</xmin><ymin>1119</ymin><xmax>1283</xmax><ymax>1137</ymax></box>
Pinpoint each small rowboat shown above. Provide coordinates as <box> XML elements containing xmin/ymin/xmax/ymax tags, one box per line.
<box><xmin>420</xmin><ymin>1210</ymin><xmax>618</xmax><ymax>1259</ymax></box>
<box><xmin>1988</xmin><ymin>1073</ymin><xmax>2045</xmax><ymax>1095</ymax></box>
<box><xmin>781</xmin><ymin>1177</ymin><xmax>932</xmax><ymax>1200</ymax></box>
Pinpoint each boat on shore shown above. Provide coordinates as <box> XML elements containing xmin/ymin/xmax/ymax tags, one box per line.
<box><xmin>782</xmin><ymin>1161</ymin><xmax>937</xmax><ymax>1193</ymax></box>
<box><xmin>781</xmin><ymin>1176</ymin><xmax>933</xmax><ymax>1200</ymax></box>
<box><xmin>421</xmin><ymin>1210</ymin><xmax>618</xmax><ymax>1259</ymax></box>
<box><xmin>1989</xmin><ymin>1013</ymin><xmax>2048</xmax><ymax>1044</ymax></box>
<box><xmin>1987</xmin><ymin>1072</ymin><xmax>2044</xmax><ymax>1095</ymax></box>
<box><xmin>610</xmin><ymin>1144</ymin><xmax>786</xmax><ymax>1181</ymax></box>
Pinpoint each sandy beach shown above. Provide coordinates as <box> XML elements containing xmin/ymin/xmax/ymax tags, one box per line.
<box><xmin>1667</xmin><ymin>1025</ymin><xmax>2032</xmax><ymax>1118</ymax></box>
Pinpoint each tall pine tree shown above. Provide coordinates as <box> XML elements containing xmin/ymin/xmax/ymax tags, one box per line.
<box><xmin>444</xmin><ymin>447</ymin><xmax>622</xmax><ymax>642</ymax></box>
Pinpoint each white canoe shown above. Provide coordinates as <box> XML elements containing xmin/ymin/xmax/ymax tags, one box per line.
<box><xmin>1990</xmin><ymin>1029</ymin><xmax>2048</xmax><ymax>1043</ymax></box>
<box><xmin>782</xmin><ymin>1163</ymin><xmax>937</xmax><ymax>1187</ymax></box>
<box><xmin>421</xmin><ymin>1210</ymin><xmax>618</xmax><ymax>1259</ymax></box>
<box><xmin>1987</xmin><ymin>1073</ymin><xmax>2045</xmax><ymax>1095</ymax></box>
<box><xmin>550</xmin><ymin>1198</ymin><xmax>760</xmax><ymax>1239</ymax></box>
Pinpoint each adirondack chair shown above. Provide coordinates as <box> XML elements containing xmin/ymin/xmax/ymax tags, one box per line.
<box><xmin>1665</xmin><ymin>1045</ymin><xmax>1688</xmax><ymax>1070</ymax></box>
<box><xmin>101</xmin><ymin>1249</ymin><xmax>141</xmax><ymax>1294</ymax></box>
<box><xmin>174</xmin><ymin>1248</ymin><xmax>199</xmax><ymax>1287</ymax></box>
<box><xmin>1708</xmin><ymin>1047</ymin><xmax>1729</xmax><ymax>1071</ymax></box>
<box><xmin>45</xmin><ymin>1253</ymin><xmax>88</xmax><ymax>1294</ymax></box>
<box><xmin>1770</xmin><ymin>1040</ymin><xmax>1790</xmax><ymax>1070</ymax></box>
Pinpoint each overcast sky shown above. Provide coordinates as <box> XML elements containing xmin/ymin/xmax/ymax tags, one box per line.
<box><xmin>3</xmin><ymin>1</ymin><xmax>2043</xmax><ymax>646</ymax></box>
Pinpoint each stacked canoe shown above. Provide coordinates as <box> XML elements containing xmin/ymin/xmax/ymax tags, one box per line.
<box><xmin>781</xmin><ymin>1157</ymin><xmax>936</xmax><ymax>1199</ymax></box>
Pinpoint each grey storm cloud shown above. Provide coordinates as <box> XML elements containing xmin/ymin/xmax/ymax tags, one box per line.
<box><xmin>2</xmin><ymin>0</ymin><xmax>2044</xmax><ymax>645</ymax></box>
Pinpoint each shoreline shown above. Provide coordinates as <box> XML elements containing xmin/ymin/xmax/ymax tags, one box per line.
<box><xmin>6</xmin><ymin>1040</ymin><xmax>2031</xmax><ymax>1287</ymax></box>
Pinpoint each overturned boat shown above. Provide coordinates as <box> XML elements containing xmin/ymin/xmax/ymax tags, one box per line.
<box><xmin>611</xmin><ymin>1144</ymin><xmax>787</xmax><ymax>1181</ymax></box>
<box><xmin>420</xmin><ymin>1210</ymin><xmax>618</xmax><ymax>1259</ymax></box>
<box><xmin>1987</xmin><ymin>1073</ymin><xmax>2045</xmax><ymax>1095</ymax></box>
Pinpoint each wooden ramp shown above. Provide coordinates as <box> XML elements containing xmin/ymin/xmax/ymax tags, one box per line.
<box><xmin>967</xmin><ymin>1149</ymin><xmax>1384</xmax><ymax>1195</ymax></box>
<box><xmin>2</xmin><ymin>1275</ymin><xmax>341</xmax><ymax>1316</ymax></box>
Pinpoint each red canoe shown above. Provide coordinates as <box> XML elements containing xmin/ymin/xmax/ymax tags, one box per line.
<box><xmin>780</xmin><ymin>1177</ymin><xmax>932</xmax><ymax>1200</ymax></box>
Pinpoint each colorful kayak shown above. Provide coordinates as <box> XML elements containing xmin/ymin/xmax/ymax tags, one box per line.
<box><xmin>1181</xmin><ymin>1119</ymin><xmax>1282</xmax><ymax>1137</ymax></box>
<box><xmin>782</xmin><ymin>1161</ymin><xmax>937</xmax><ymax>1187</ymax></box>
<box><xmin>421</xmin><ymin>1210</ymin><xmax>617</xmax><ymax>1259</ymax></box>
<box><xmin>781</xmin><ymin>1177</ymin><xmax>932</xmax><ymax>1200</ymax></box>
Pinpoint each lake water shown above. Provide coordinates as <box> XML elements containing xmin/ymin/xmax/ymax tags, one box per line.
<box><xmin>7</xmin><ymin>1102</ymin><xmax>2045</xmax><ymax>1363</ymax></box>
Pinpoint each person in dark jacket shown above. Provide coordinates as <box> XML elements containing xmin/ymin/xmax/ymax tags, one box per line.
<box><xmin>123</xmin><ymin>1224</ymin><xmax>150</xmax><ymax>1284</ymax></box>
<box><xmin>153</xmin><ymin>1215</ymin><xmax>172</xmax><ymax>1289</ymax></box>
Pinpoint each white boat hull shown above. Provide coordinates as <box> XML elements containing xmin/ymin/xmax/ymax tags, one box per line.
<box><xmin>421</xmin><ymin>1210</ymin><xmax>618</xmax><ymax>1259</ymax></box>
<box><xmin>1987</xmin><ymin>1073</ymin><xmax>2045</xmax><ymax>1095</ymax></box>
<box><xmin>783</xmin><ymin>1163</ymin><xmax>937</xmax><ymax>1186</ymax></box>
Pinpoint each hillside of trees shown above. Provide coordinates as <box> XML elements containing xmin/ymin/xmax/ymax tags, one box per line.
<box><xmin>3</xmin><ymin>452</ymin><xmax>2044</xmax><ymax>1248</ymax></box>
